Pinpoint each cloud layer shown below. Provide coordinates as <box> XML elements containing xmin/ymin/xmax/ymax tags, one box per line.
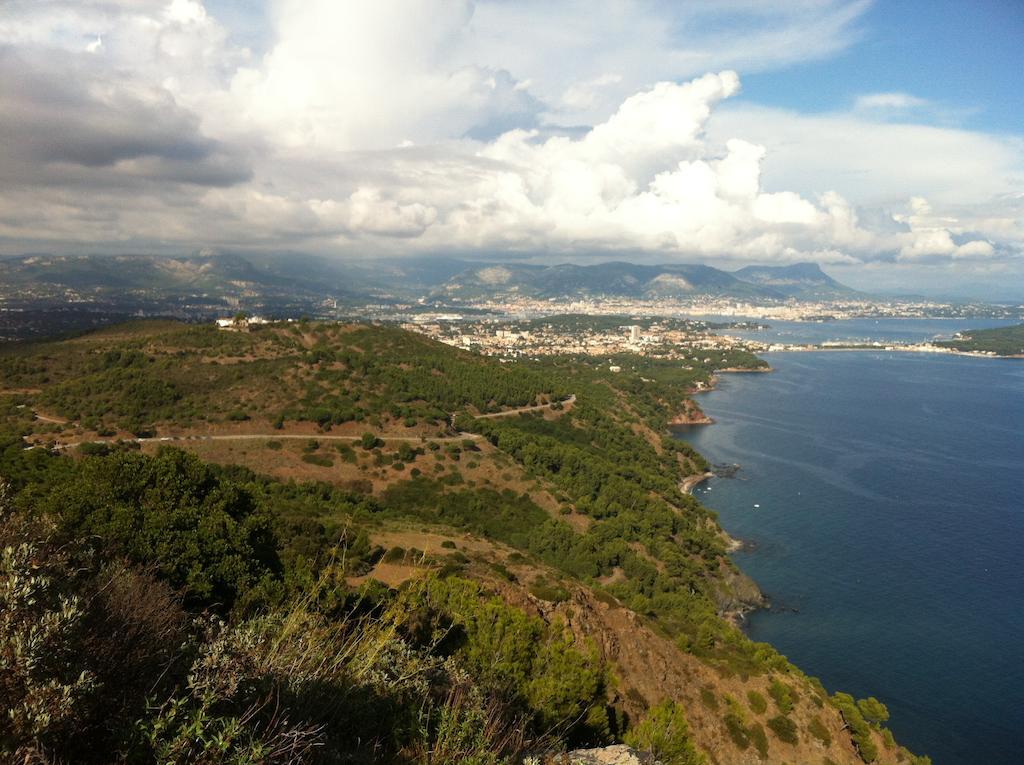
<box><xmin>0</xmin><ymin>0</ymin><xmax>1020</xmax><ymax>272</ymax></box>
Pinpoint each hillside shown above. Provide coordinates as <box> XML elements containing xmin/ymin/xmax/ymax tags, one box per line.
<box><xmin>936</xmin><ymin>323</ymin><xmax>1024</xmax><ymax>356</ymax></box>
<box><xmin>0</xmin><ymin>253</ymin><xmax>859</xmax><ymax>321</ymax></box>
<box><xmin>434</xmin><ymin>261</ymin><xmax>782</xmax><ymax>300</ymax></box>
<box><xmin>732</xmin><ymin>263</ymin><xmax>859</xmax><ymax>299</ymax></box>
<box><xmin>0</xmin><ymin>321</ymin><xmax>928</xmax><ymax>764</ymax></box>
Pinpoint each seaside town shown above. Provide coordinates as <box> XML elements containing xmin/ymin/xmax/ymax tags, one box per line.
<box><xmin>392</xmin><ymin>314</ymin><xmax>1011</xmax><ymax>360</ymax></box>
<box><xmin>353</xmin><ymin>292</ymin><xmax>1023</xmax><ymax>324</ymax></box>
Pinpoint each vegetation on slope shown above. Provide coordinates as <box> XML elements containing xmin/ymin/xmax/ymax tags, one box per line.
<box><xmin>0</xmin><ymin>321</ymin><xmax>567</xmax><ymax>436</ymax></box>
<box><xmin>0</xmin><ymin>454</ymin><xmax>608</xmax><ymax>763</ymax></box>
<box><xmin>0</xmin><ymin>320</ymin><xmax>931</xmax><ymax>764</ymax></box>
<box><xmin>936</xmin><ymin>323</ymin><xmax>1024</xmax><ymax>356</ymax></box>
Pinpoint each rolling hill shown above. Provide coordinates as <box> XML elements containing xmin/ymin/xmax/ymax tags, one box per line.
<box><xmin>732</xmin><ymin>262</ymin><xmax>860</xmax><ymax>299</ymax></box>
<box><xmin>433</xmin><ymin>261</ymin><xmax>810</xmax><ymax>300</ymax></box>
<box><xmin>0</xmin><ymin>319</ymin><xmax>928</xmax><ymax>764</ymax></box>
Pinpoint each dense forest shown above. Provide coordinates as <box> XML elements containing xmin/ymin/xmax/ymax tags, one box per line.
<box><xmin>0</xmin><ymin>320</ymin><xmax>930</xmax><ymax>764</ymax></box>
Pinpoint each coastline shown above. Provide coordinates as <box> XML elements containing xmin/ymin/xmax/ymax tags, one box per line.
<box><xmin>680</xmin><ymin>471</ymin><xmax>713</xmax><ymax>494</ymax></box>
<box><xmin>764</xmin><ymin>346</ymin><xmax>1023</xmax><ymax>359</ymax></box>
<box><xmin>674</xmin><ymin>347</ymin><xmax>1024</xmax><ymax>764</ymax></box>
<box><xmin>669</xmin><ymin>398</ymin><xmax>715</xmax><ymax>426</ymax></box>
<box><xmin>673</xmin><ymin>380</ymin><xmax>763</xmax><ymax>626</ymax></box>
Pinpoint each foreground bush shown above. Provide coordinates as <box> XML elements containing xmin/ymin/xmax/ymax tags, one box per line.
<box><xmin>623</xmin><ymin>700</ymin><xmax>705</xmax><ymax>765</ymax></box>
<box><xmin>1</xmin><ymin>471</ymin><xmax>613</xmax><ymax>763</ymax></box>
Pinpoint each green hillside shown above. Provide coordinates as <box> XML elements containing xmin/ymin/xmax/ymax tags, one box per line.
<box><xmin>0</xmin><ymin>321</ymin><xmax>928</xmax><ymax>764</ymax></box>
<box><xmin>936</xmin><ymin>323</ymin><xmax>1024</xmax><ymax>356</ymax></box>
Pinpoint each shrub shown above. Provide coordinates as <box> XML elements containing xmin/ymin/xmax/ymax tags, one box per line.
<box><xmin>77</xmin><ymin>442</ymin><xmax>110</xmax><ymax>457</ymax></box>
<box><xmin>265</xmin><ymin>440</ymin><xmax>282</xmax><ymax>450</ymax></box>
<box><xmin>747</xmin><ymin>689</ymin><xmax>767</xmax><ymax>714</ymax></box>
<box><xmin>767</xmin><ymin>714</ymin><xmax>798</xmax><ymax>744</ymax></box>
<box><xmin>34</xmin><ymin>449</ymin><xmax>281</xmax><ymax>610</ymax></box>
<box><xmin>0</xmin><ymin>489</ymin><xmax>191</xmax><ymax>762</ymax></box>
<box><xmin>699</xmin><ymin>686</ymin><xmax>719</xmax><ymax>711</ymax></box>
<box><xmin>1</xmin><ymin>534</ymin><xmax>98</xmax><ymax>756</ymax></box>
<box><xmin>441</xmin><ymin>540</ymin><xmax>457</xmax><ymax>549</ymax></box>
<box><xmin>808</xmin><ymin>714</ymin><xmax>832</xmax><ymax>746</ymax></box>
<box><xmin>768</xmin><ymin>678</ymin><xmax>794</xmax><ymax>714</ymax></box>
<box><xmin>747</xmin><ymin>722</ymin><xmax>769</xmax><ymax>758</ymax></box>
<box><xmin>528</xmin><ymin>578</ymin><xmax>570</xmax><ymax>603</ymax></box>
<box><xmin>135</xmin><ymin>597</ymin><xmax>463</xmax><ymax>763</ymax></box>
<box><xmin>624</xmin><ymin>700</ymin><xmax>706</xmax><ymax>765</ymax></box>
<box><xmin>301</xmin><ymin>453</ymin><xmax>333</xmax><ymax>467</ymax></box>
<box><xmin>382</xmin><ymin>546</ymin><xmax>406</xmax><ymax>563</ymax></box>
<box><xmin>488</xmin><ymin>561</ymin><xmax>516</xmax><ymax>582</ymax></box>
<box><xmin>417</xmin><ymin>578</ymin><xmax>607</xmax><ymax>743</ymax></box>
<box><xmin>723</xmin><ymin>713</ymin><xmax>749</xmax><ymax>749</ymax></box>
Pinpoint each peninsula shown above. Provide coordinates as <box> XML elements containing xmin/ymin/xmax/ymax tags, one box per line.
<box><xmin>0</xmin><ymin>319</ymin><xmax>929</xmax><ymax>764</ymax></box>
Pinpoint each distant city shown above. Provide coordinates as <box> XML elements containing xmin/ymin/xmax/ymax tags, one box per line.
<box><xmin>1</xmin><ymin>252</ymin><xmax>1021</xmax><ymax>343</ymax></box>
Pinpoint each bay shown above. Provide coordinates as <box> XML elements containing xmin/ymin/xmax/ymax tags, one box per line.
<box><xmin>717</xmin><ymin>316</ymin><xmax>1020</xmax><ymax>346</ymax></box>
<box><xmin>675</xmin><ymin>349</ymin><xmax>1024</xmax><ymax>764</ymax></box>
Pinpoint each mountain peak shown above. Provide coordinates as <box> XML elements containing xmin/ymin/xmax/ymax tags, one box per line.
<box><xmin>732</xmin><ymin>262</ymin><xmax>856</xmax><ymax>298</ymax></box>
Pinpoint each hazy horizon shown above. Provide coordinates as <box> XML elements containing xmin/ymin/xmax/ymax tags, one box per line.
<box><xmin>2</xmin><ymin>1</ymin><xmax>1022</xmax><ymax>297</ymax></box>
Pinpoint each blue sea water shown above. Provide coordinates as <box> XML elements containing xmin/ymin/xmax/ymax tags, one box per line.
<box><xmin>675</xmin><ymin>350</ymin><xmax>1024</xmax><ymax>765</ymax></box>
<box><xmin>715</xmin><ymin>316</ymin><xmax>1020</xmax><ymax>346</ymax></box>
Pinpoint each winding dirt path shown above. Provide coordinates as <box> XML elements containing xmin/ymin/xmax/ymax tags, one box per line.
<box><xmin>29</xmin><ymin>394</ymin><xmax>577</xmax><ymax>451</ymax></box>
<box><xmin>472</xmin><ymin>393</ymin><xmax>575</xmax><ymax>419</ymax></box>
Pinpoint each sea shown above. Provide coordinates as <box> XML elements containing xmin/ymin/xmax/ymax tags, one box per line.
<box><xmin>674</xmin><ymin>318</ymin><xmax>1024</xmax><ymax>765</ymax></box>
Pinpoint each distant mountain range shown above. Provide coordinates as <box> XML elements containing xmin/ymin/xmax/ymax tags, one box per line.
<box><xmin>0</xmin><ymin>251</ymin><xmax>859</xmax><ymax>308</ymax></box>
<box><xmin>433</xmin><ymin>260</ymin><xmax>856</xmax><ymax>301</ymax></box>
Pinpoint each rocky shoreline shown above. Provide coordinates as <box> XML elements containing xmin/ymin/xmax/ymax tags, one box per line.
<box><xmin>680</xmin><ymin>471</ymin><xmax>713</xmax><ymax>494</ymax></box>
<box><xmin>672</xmin><ymin>397</ymin><xmax>765</xmax><ymax>626</ymax></box>
<box><xmin>668</xmin><ymin>398</ymin><xmax>714</xmax><ymax>425</ymax></box>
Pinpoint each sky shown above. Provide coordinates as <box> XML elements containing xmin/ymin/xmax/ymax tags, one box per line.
<box><xmin>1</xmin><ymin>0</ymin><xmax>1022</xmax><ymax>297</ymax></box>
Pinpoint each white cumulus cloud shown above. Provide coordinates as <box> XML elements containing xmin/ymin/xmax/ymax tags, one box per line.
<box><xmin>0</xmin><ymin>0</ymin><xmax>1018</xmax><ymax>277</ymax></box>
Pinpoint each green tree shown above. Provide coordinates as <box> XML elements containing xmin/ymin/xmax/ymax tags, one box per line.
<box><xmin>35</xmin><ymin>449</ymin><xmax>281</xmax><ymax>610</ymax></box>
<box><xmin>857</xmin><ymin>696</ymin><xmax>890</xmax><ymax>726</ymax></box>
<box><xmin>833</xmin><ymin>692</ymin><xmax>878</xmax><ymax>763</ymax></box>
<box><xmin>624</xmin><ymin>700</ymin><xmax>706</xmax><ymax>765</ymax></box>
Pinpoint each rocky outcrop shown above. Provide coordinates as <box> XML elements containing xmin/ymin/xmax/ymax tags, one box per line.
<box><xmin>483</xmin><ymin>573</ymin><xmax>909</xmax><ymax>765</ymax></box>
<box><xmin>669</xmin><ymin>399</ymin><xmax>714</xmax><ymax>425</ymax></box>
<box><xmin>713</xmin><ymin>565</ymin><xmax>766</xmax><ymax>623</ymax></box>
<box><xmin>557</xmin><ymin>744</ymin><xmax>654</xmax><ymax>764</ymax></box>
